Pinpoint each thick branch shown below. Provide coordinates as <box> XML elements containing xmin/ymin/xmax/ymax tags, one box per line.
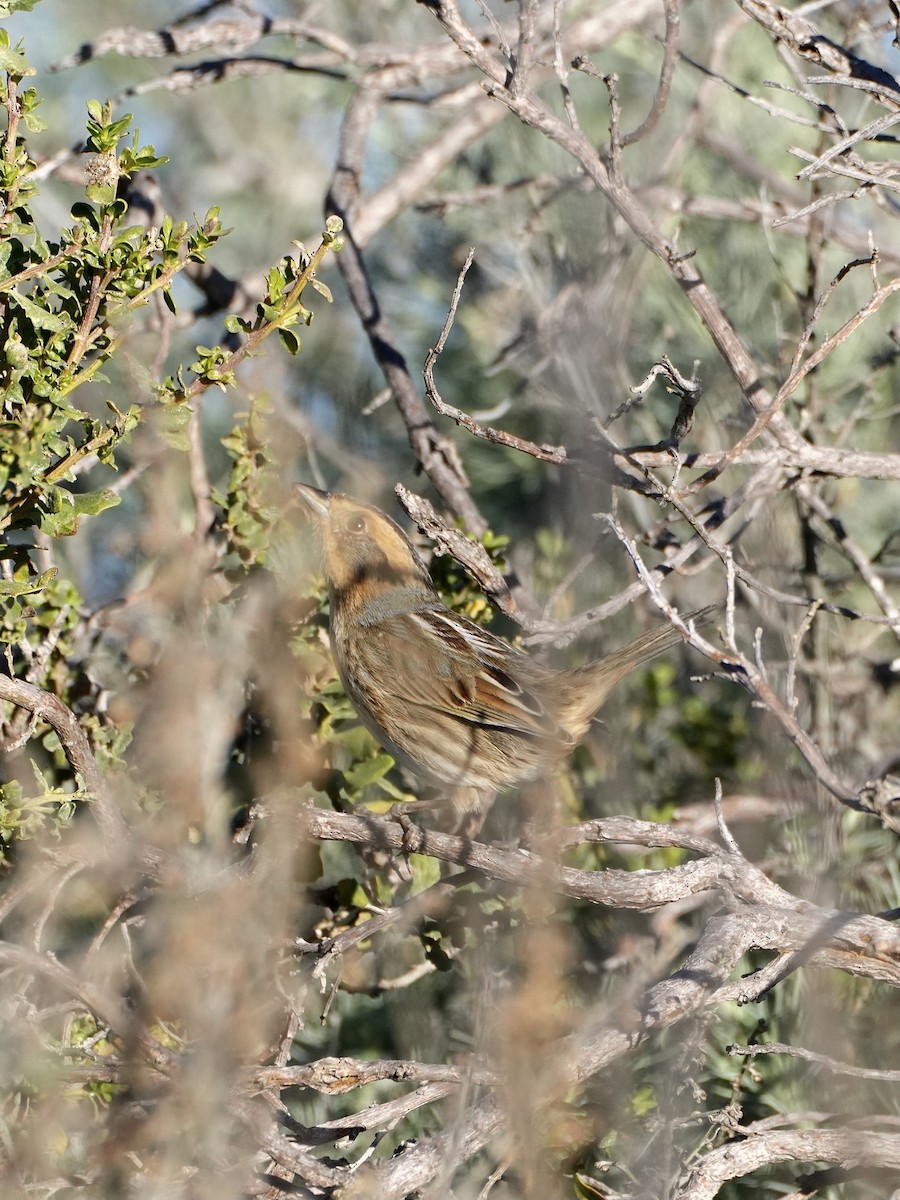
<box><xmin>676</xmin><ymin>1128</ymin><xmax>900</xmax><ymax>1199</ymax></box>
<box><xmin>325</xmin><ymin>85</ymin><xmax>486</xmax><ymax>533</ymax></box>
<box><xmin>0</xmin><ymin>672</ymin><xmax>126</xmax><ymax>842</ymax></box>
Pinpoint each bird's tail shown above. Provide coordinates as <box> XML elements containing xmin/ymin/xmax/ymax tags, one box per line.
<box><xmin>557</xmin><ymin>606</ymin><xmax>715</xmax><ymax>735</ymax></box>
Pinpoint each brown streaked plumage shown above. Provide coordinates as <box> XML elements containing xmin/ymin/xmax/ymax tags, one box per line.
<box><xmin>296</xmin><ymin>484</ymin><xmax>709</xmax><ymax>814</ymax></box>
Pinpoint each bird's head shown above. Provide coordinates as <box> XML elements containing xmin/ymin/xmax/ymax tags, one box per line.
<box><xmin>295</xmin><ymin>484</ymin><xmax>434</xmax><ymax>603</ymax></box>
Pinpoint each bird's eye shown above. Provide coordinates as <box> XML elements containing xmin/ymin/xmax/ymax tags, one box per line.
<box><xmin>348</xmin><ymin>516</ymin><xmax>366</xmax><ymax>534</ymax></box>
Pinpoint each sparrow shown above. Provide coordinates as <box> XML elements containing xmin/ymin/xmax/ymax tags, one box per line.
<box><xmin>296</xmin><ymin>483</ymin><xmax>708</xmax><ymax>815</ymax></box>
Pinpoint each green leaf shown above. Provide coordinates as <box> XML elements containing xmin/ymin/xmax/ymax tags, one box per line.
<box><xmin>39</xmin><ymin>488</ymin><xmax>121</xmax><ymax>537</ymax></box>
<box><xmin>629</xmin><ymin>1085</ymin><xmax>657</xmax><ymax>1117</ymax></box>
<box><xmin>22</xmin><ymin>109</ymin><xmax>47</xmax><ymax>133</ymax></box>
<box><xmin>334</xmin><ymin>877</ymin><xmax>370</xmax><ymax>910</ymax></box>
<box><xmin>0</xmin><ymin>41</ymin><xmax>31</xmax><ymax>73</ymax></box>
<box><xmin>73</xmin><ymin>488</ymin><xmax>121</xmax><ymax>517</ymax></box>
<box><xmin>409</xmin><ymin>853</ymin><xmax>441</xmax><ymax>893</ymax></box>
<box><xmin>0</xmin><ymin>567</ymin><xmax>57</xmax><ymax>597</ymax></box>
<box><xmin>7</xmin><ymin>289</ymin><xmax>68</xmax><ymax>332</ymax></box>
<box><xmin>277</xmin><ymin>327</ymin><xmax>302</xmax><ymax>356</ymax></box>
<box><xmin>158</xmin><ymin>403</ymin><xmax>193</xmax><ymax>452</ymax></box>
<box><xmin>310</xmin><ymin>278</ymin><xmax>333</xmax><ymax>303</ymax></box>
<box><xmin>343</xmin><ymin>752</ymin><xmax>396</xmax><ymax>790</ymax></box>
<box><xmin>85</xmin><ymin>181</ymin><xmax>116</xmax><ymax>206</ymax></box>
<box><xmin>0</xmin><ymin>1</ymin><xmax>43</xmax><ymax>15</ymax></box>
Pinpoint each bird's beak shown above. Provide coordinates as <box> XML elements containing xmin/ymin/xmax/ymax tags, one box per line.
<box><xmin>294</xmin><ymin>482</ymin><xmax>331</xmax><ymax>518</ymax></box>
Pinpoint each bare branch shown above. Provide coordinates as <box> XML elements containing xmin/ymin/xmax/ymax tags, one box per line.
<box><xmin>620</xmin><ymin>0</ymin><xmax>681</xmax><ymax>147</ymax></box>
<box><xmin>730</xmin><ymin>1041</ymin><xmax>900</xmax><ymax>1082</ymax></box>
<box><xmin>0</xmin><ymin>673</ymin><xmax>123</xmax><ymax>841</ymax></box>
<box><xmin>325</xmin><ymin>85</ymin><xmax>486</xmax><ymax>533</ymax></box>
<box><xmin>733</xmin><ymin>0</ymin><xmax>900</xmax><ymax>95</ymax></box>
<box><xmin>675</xmin><ymin>1128</ymin><xmax>900</xmax><ymax>1200</ymax></box>
<box><xmin>422</xmin><ymin>250</ymin><xmax>568</xmax><ymax>465</ymax></box>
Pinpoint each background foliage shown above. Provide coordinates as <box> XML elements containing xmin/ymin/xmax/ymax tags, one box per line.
<box><xmin>1</xmin><ymin>1</ymin><xmax>900</xmax><ymax>1197</ymax></box>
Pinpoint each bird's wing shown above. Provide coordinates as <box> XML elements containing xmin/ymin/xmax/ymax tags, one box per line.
<box><xmin>377</xmin><ymin>608</ymin><xmax>567</xmax><ymax>742</ymax></box>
